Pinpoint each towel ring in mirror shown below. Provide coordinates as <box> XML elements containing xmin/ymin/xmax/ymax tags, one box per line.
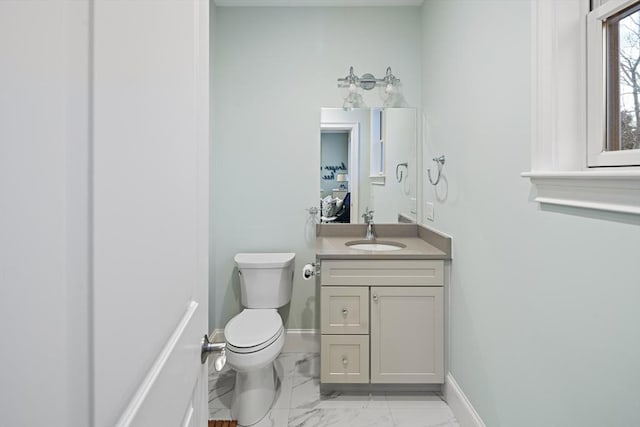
<box><xmin>396</xmin><ymin>162</ymin><xmax>408</xmax><ymax>182</ymax></box>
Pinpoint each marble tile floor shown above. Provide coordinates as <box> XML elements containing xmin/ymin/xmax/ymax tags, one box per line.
<box><xmin>209</xmin><ymin>352</ymin><xmax>460</xmax><ymax>427</ymax></box>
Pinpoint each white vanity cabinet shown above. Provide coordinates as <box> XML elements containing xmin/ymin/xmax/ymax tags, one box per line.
<box><xmin>319</xmin><ymin>259</ymin><xmax>444</xmax><ymax>385</ymax></box>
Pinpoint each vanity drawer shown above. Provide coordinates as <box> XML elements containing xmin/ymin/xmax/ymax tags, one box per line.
<box><xmin>321</xmin><ymin>286</ymin><xmax>369</xmax><ymax>334</ymax></box>
<box><xmin>320</xmin><ymin>260</ymin><xmax>443</xmax><ymax>286</ymax></box>
<box><xmin>320</xmin><ymin>335</ymin><xmax>369</xmax><ymax>384</ymax></box>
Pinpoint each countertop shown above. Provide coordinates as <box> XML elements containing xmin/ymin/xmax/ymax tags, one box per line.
<box><xmin>315</xmin><ymin>224</ymin><xmax>451</xmax><ymax>260</ymax></box>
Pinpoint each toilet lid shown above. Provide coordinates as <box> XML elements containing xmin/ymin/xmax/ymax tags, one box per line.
<box><xmin>225</xmin><ymin>309</ymin><xmax>282</xmax><ymax>351</ymax></box>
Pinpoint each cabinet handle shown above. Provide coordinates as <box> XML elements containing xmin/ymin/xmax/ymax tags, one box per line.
<box><xmin>342</xmin><ymin>308</ymin><xmax>348</xmax><ymax>316</ymax></box>
<box><xmin>372</xmin><ymin>293</ymin><xmax>378</xmax><ymax>301</ymax></box>
<box><xmin>342</xmin><ymin>356</ymin><xmax>348</xmax><ymax>366</ymax></box>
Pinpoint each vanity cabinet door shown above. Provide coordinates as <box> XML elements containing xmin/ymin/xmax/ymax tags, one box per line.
<box><xmin>321</xmin><ymin>335</ymin><xmax>369</xmax><ymax>384</ymax></box>
<box><xmin>370</xmin><ymin>286</ymin><xmax>443</xmax><ymax>384</ymax></box>
<box><xmin>321</xmin><ymin>286</ymin><xmax>369</xmax><ymax>335</ymax></box>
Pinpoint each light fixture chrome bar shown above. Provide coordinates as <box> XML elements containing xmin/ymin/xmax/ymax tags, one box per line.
<box><xmin>337</xmin><ymin>66</ymin><xmax>401</xmax><ymax>91</ymax></box>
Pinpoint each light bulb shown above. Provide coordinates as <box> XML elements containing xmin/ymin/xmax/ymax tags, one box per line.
<box><xmin>349</xmin><ymin>83</ymin><xmax>357</xmax><ymax>93</ymax></box>
<box><xmin>385</xmin><ymin>83</ymin><xmax>396</xmax><ymax>94</ymax></box>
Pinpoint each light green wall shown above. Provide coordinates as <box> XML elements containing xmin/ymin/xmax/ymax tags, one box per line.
<box><xmin>210</xmin><ymin>7</ymin><xmax>422</xmax><ymax>330</ymax></box>
<box><xmin>421</xmin><ymin>1</ymin><xmax>640</xmax><ymax>426</ymax></box>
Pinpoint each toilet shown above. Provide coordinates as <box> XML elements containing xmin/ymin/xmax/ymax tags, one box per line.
<box><xmin>224</xmin><ymin>252</ymin><xmax>295</xmax><ymax>426</ymax></box>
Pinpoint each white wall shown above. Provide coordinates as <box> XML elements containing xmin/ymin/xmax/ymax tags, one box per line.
<box><xmin>0</xmin><ymin>2</ymin><xmax>91</xmax><ymax>426</ymax></box>
<box><xmin>421</xmin><ymin>1</ymin><xmax>640</xmax><ymax>426</ymax></box>
<box><xmin>211</xmin><ymin>6</ymin><xmax>422</xmax><ymax>329</ymax></box>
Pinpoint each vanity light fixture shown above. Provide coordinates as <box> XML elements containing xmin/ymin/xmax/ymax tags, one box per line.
<box><xmin>339</xmin><ymin>66</ymin><xmax>366</xmax><ymax>108</ymax></box>
<box><xmin>337</xmin><ymin>66</ymin><xmax>401</xmax><ymax>107</ymax></box>
<box><xmin>380</xmin><ymin>67</ymin><xmax>400</xmax><ymax>107</ymax></box>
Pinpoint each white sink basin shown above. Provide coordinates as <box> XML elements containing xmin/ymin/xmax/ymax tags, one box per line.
<box><xmin>345</xmin><ymin>240</ymin><xmax>406</xmax><ymax>251</ymax></box>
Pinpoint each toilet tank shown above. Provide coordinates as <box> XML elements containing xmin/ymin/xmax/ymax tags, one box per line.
<box><xmin>234</xmin><ymin>253</ymin><xmax>296</xmax><ymax>308</ymax></box>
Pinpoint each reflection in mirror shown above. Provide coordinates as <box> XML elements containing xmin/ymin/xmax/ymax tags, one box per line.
<box><xmin>320</xmin><ymin>108</ymin><xmax>417</xmax><ymax>224</ymax></box>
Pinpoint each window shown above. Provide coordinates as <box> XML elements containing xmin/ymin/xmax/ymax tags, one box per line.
<box><xmin>370</xmin><ymin>108</ymin><xmax>385</xmax><ymax>184</ymax></box>
<box><xmin>588</xmin><ymin>0</ymin><xmax>640</xmax><ymax>167</ymax></box>
<box><xmin>523</xmin><ymin>0</ymin><xmax>640</xmax><ymax>217</ymax></box>
<box><xmin>606</xmin><ymin>3</ymin><xmax>640</xmax><ymax>151</ymax></box>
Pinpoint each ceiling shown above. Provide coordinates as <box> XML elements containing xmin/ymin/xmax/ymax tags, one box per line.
<box><xmin>213</xmin><ymin>0</ymin><xmax>424</xmax><ymax>6</ymax></box>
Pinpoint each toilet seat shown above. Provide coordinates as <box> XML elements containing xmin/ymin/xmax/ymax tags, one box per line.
<box><xmin>225</xmin><ymin>309</ymin><xmax>283</xmax><ymax>354</ymax></box>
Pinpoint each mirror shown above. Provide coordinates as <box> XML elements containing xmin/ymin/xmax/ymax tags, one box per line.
<box><xmin>320</xmin><ymin>107</ymin><xmax>417</xmax><ymax>224</ymax></box>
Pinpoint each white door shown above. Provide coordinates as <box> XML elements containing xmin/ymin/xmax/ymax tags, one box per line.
<box><xmin>0</xmin><ymin>1</ymin><xmax>211</xmax><ymax>426</ymax></box>
<box><xmin>92</xmin><ymin>1</ymin><xmax>210</xmax><ymax>426</ymax></box>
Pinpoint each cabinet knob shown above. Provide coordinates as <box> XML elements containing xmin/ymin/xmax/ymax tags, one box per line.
<box><xmin>372</xmin><ymin>293</ymin><xmax>378</xmax><ymax>301</ymax></box>
<box><xmin>342</xmin><ymin>308</ymin><xmax>348</xmax><ymax>316</ymax></box>
<box><xmin>342</xmin><ymin>356</ymin><xmax>348</xmax><ymax>366</ymax></box>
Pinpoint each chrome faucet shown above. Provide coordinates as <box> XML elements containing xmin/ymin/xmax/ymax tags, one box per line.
<box><xmin>362</xmin><ymin>208</ymin><xmax>375</xmax><ymax>240</ymax></box>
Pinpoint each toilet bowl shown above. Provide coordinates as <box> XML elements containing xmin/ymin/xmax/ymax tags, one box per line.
<box><xmin>223</xmin><ymin>252</ymin><xmax>295</xmax><ymax>426</ymax></box>
<box><xmin>225</xmin><ymin>309</ymin><xmax>285</xmax><ymax>425</ymax></box>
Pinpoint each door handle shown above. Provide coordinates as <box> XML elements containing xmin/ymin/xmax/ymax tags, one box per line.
<box><xmin>201</xmin><ymin>334</ymin><xmax>226</xmax><ymax>365</ymax></box>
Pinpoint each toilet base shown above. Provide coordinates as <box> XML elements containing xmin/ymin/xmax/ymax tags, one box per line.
<box><xmin>231</xmin><ymin>362</ymin><xmax>277</xmax><ymax>426</ymax></box>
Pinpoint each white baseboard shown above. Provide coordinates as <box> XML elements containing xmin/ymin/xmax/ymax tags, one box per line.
<box><xmin>444</xmin><ymin>373</ymin><xmax>486</xmax><ymax>427</ymax></box>
<box><xmin>211</xmin><ymin>328</ymin><xmax>225</xmax><ymax>343</ymax></box>
<box><xmin>210</xmin><ymin>328</ymin><xmax>319</xmax><ymax>354</ymax></box>
<box><xmin>281</xmin><ymin>329</ymin><xmax>319</xmax><ymax>353</ymax></box>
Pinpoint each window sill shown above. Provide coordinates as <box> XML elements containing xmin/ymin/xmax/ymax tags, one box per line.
<box><xmin>522</xmin><ymin>171</ymin><xmax>640</xmax><ymax>215</ymax></box>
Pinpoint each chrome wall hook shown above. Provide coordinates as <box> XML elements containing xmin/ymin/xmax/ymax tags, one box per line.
<box><xmin>427</xmin><ymin>155</ymin><xmax>445</xmax><ymax>186</ymax></box>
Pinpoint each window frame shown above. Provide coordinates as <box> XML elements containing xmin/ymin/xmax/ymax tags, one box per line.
<box><xmin>523</xmin><ymin>0</ymin><xmax>640</xmax><ymax>217</ymax></box>
<box><xmin>587</xmin><ymin>0</ymin><xmax>640</xmax><ymax>167</ymax></box>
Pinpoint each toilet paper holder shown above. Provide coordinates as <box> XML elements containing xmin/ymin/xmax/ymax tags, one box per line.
<box><xmin>302</xmin><ymin>262</ymin><xmax>320</xmax><ymax>279</ymax></box>
<box><xmin>201</xmin><ymin>334</ymin><xmax>226</xmax><ymax>369</ymax></box>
